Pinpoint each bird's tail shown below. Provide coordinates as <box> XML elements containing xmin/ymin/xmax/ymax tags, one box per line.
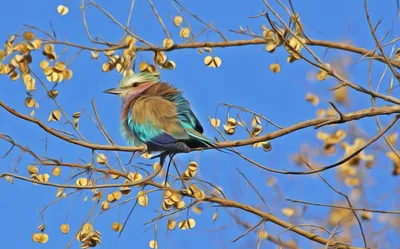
<box><xmin>187</xmin><ymin>129</ymin><xmax>233</xmax><ymax>154</ymax></box>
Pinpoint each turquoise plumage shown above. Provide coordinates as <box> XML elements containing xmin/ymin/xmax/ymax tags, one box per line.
<box><xmin>104</xmin><ymin>71</ymin><xmax>216</xmax><ymax>154</ymax></box>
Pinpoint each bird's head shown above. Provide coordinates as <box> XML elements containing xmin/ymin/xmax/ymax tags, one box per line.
<box><xmin>104</xmin><ymin>71</ymin><xmax>160</xmax><ymax>99</ymax></box>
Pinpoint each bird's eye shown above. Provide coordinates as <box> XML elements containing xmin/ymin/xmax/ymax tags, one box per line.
<box><xmin>132</xmin><ymin>83</ymin><xmax>140</xmax><ymax>87</ymax></box>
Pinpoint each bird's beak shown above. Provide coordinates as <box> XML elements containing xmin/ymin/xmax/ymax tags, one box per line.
<box><xmin>103</xmin><ymin>87</ymin><xmax>123</xmax><ymax>95</ymax></box>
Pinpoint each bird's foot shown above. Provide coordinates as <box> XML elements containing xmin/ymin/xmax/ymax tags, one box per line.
<box><xmin>140</xmin><ymin>144</ymin><xmax>149</xmax><ymax>154</ymax></box>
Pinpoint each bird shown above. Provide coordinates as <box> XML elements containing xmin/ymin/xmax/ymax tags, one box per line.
<box><xmin>104</xmin><ymin>71</ymin><xmax>218</xmax><ymax>157</ymax></box>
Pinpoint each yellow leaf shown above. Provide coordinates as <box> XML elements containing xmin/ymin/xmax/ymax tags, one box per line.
<box><xmin>187</xmin><ymin>218</ymin><xmax>196</xmax><ymax>229</ymax></box>
<box><xmin>101</xmin><ymin>201</ymin><xmax>110</xmax><ymax>210</ymax></box>
<box><xmin>138</xmin><ymin>191</ymin><xmax>149</xmax><ymax>207</ymax></box>
<box><xmin>10</xmin><ymin>71</ymin><xmax>19</xmax><ymax>81</ymax></box>
<box><xmin>149</xmin><ymin>240</ymin><xmax>158</xmax><ymax>249</ymax></box>
<box><xmin>54</xmin><ymin>62</ymin><xmax>66</xmax><ymax>72</ymax></box>
<box><xmin>163</xmin><ymin>38</ymin><xmax>174</xmax><ymax>49</ymax></box>
<box><xmin>52</xmin><ymin>167</ymin><xmax>61</xmax><ymax>176</ymax></box>
<box><xmin>96</xmin><ymin>153</ymin><xmax>107</xmax><ymax>164</ymax></box>
<box><xmin>4</xmin><ymin>175</ymin><xmax>13</xmax><ymax>184</ymax></box>
<box><xmin>23</xmin><ymin>74</ymin><xmax>36</xmax><ymax>91</ymax></box>
<box><xmin>48</xmin><ymin>90</ymin><xmax>58</xmax><ymax>99</ymax></box>
<box><xmin>388</xmin><ymin>133</ymin><xmax>398</xmax><ymax>145</ymax></box>
<box><xmin>261</xmin><ymin>141</ymin><xmax>272</xmax><ymax>152</ymax></box>
<box><xmin>56</xmin><ymin>188</ymin><xmax>64</xmax><ymax>198</ymax></box>
<box><xmin>32</xmin><ymin>233</ymin><xmax>49</xmax><ymax>243</ymax></box>
<box><xmin>63</xmin><ymin>69</ymin><xmax>73</xmax><ymax>80</ymax></box>
<box><xmin>174</xmin><ymin>16</ymin><xmax>183</xmax><ymax>26</ymax></box>
<box><xmin>179</xmin><ymin>27</ymin><xmax>190</xmax><ymax>38</ymax></box>
<box><xmin>266</xmin><ymin>42</ymin><xmax>277</xmax><ymax>52</ymax></box>
<box><xmin>23</xmin><ymin>31</ymin><xmax>35</xmax><ymax>41</ymax></box>
<box><xmin>317</xmin><ymin>64</ymin><xmax>331</xmax><ymax>81</ymax></box>
<box><xmin>282</xmin><ymin>207</ymin><xmax>295</xmax><ymax>217</ymax></box>
<box><xmin>112</xmin><ymin>222</ymin><xmax>123</xmax><ymax>232</ymax></box>
<box><xmin>0</xmin><ymin>50</ymin><xmax>6</xmax><ymax>61</ymax></box>
<box><xmin>25</xmin><ymin>97</ymin><xmax>35</xmax><ymax>108</ymax></box>
<box><xmin>361</xmin><ymin>211</ymin><xmax>373</xmax><ymax>220</ymax></box>
<box><xmin>192</xmin><ymin>205</ymin><xmax>202</xmax><ymax>214</ymax></box>
<box><xmin>48</xmin><ymin>109</ymin><xmax>61</xmax><ymax>122</ymax></box>
<box><xmin>333</xmin><ymin>86</ymin><xmax>348</xmax><ymax>104</ymax></box>
<box><xmin>167</xmin><ymin>219</ymin><xmax>176</xmax><ymax>230</ymax></box>
<box><xmin>305</xmin><ymin>92</ymin><xmax>319</xmax><ymax>106</ymax></box>
<box><xmin>113</xmin><ymin>191</ymin><xmax>122</xmax><ymax>201</ymax></box>
<box><xmin>60</xmin><ymin>224</ymin><xmax>70</xmax><ymax>234</ymax></box>
<box><xmin>127</xmin><ymin>172</ymin><xmax>143</xmax><ymax>182</ymax></box>
<box><xmin>76</xmin><ymin>178</ymin><xmax>88</xmax><ymax>187</ymax></box>
<box><xmin>269</xmin><ymin>63</ymin><xmax>280</xmax><ymax>73</ymax></box>
<box><xmin>57</xmin><ymin>5</ymin><xmax>69</xmax><ymax>15</ymax></box>
<box><xmin>204</xmin><ymin>56</ymin><xmax>222</xmax><ymax>68</ymax></box>
<box><xmin>212</xmin><ymin>211</ymin><xmax>218</xmax><ymax>222</ymax></box>
<box><xmin>91</xmin><ymin>51</ymin><xmax>99</xmax><ymax>60</ymax></box>
<box><xmin>209</xmin><ymin>117</ymin><xmax>220</xmax><ymax>127</ymax></box>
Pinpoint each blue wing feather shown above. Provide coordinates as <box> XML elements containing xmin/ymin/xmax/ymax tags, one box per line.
<box><xmin>127</xmin><ymin>112</ymin><xmax>191</xmax><ymax>151</ymax></box>
<box><xmin>164</xmin><ymin>93</ymin><xmax>204</xmax><ymax>134</ymax></box>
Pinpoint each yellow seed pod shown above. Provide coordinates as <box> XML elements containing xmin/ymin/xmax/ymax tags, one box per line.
<box><xmin>113</xmin><ymin>191</ymin><xmax>122</xmax><ymax>201</ymax></box>
<box><xmin>57</xmin><ymin>5</ymin><xmax>69</xmax><ymax>15</ymax></box>
<box><xmin>269</xmin><ymin>63</ymin><xmax>281</xmax><ymax>73</ymax></box>
<box><xmin>101</xmin><ymin>200</ymin><xmax>110</xmax><ymax>210</ymax></box>
<box><xmin>163</xmin><ymin>38</ymin><xmax>174</xmax><ymax>49</ymax></box>
<box><xmin>52</xmin><ymin>167</ymin><xmax>61</xmax><ymax>176</ymax></box>
<box><xmin>96</xmin><ymin>153</ymin><xmax>107</xmax><ymax>164</ymax></box>
<box><xmin>282</xmin><ymin>207</ymin><xmax>295</xmax><ymax>217</ymax></box>
<box><xmin>138</xmin><ymin>191</ymin><xmax>149</xmax><ymax>207</ymax></box>
<box><xmin>112</xmin><ymin>222</ymin><xmax>123</xmax><ymax>232</ymax></box>
<box><xmin>32</xmin><ymin>233</ymin><xmax>49</xmax><ymax>244</ymax></box>
<box><xmin>28</xmin><ymin>165</ymin><xmax>39</xmax><ymax>175</ymax></box>
<box><xmin>174</xmin><ymin>16</ymin><xmax>183</xmax><ymax>26</ymax></box>
<box><xmin>23</xmin><ymin>31</ymin><xmax>35</xmax><ymax>41</ymax></box>
<box><xmin>48</xmin><ymin>90</ymin><xmax>59</xmax><ymax>99</ymax></box>
<box><xmin>149</xmin><ymin>240</ymin><xmax>158</xmax><ymax>249</ymax></box>
<box><xmin>54</xmin><ymin>62</ymin><xmax>66</xmax><ymax>72</ymax></box>
<box><xmin>32</xmin><ymin>233</ymin><xmax>49</xmax><ymax>243</ymax></box>
<box><xmin>25</xmin><ymin>97</ymin><xmax>35</xmax><ymax>108</ymax></box>
<box><xmin>76</xmin><ymin>178</ymin><xmax>88</xmax><ymax>187</ymax></box>
<box><xmin>167</xmin><ymin>219</ymin><xmax>176</xmax><ymax>230</ymax></box>
<box><xmin>210</xmin><ymin>118</ymin><xmax>220</xmax><ymax>127</ymax></box>
<box><xmin>179</xmin><ymin>27</ymin><xmax>190</xmax><ymax>38</ymax></box>
<box><xmin>60</xmin><ymin>224</ymin><xmax>70</xmax><ymax>234</ymax></box>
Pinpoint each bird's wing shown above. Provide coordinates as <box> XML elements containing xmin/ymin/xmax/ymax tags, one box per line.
<box><xmin>128</xmin><ymin>96</ymin><xmax>190</xmax><ymax>150</ymax></box>
<box><xmin>165</xmin><ymin>94</ymin><xmax>204</xmax><ymax>134</ymax></box>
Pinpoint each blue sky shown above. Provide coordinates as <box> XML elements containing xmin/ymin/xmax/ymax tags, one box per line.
<box><xmin>1</xmin><ymin>0</ymin><xmax>400</xmax><ymax>248</ymax></box>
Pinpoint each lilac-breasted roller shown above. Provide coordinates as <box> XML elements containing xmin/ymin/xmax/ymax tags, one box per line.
<box><xmin>104</xmin><ymin>72</ymin><xmax>217</xmax><ymax>155</ymax></box>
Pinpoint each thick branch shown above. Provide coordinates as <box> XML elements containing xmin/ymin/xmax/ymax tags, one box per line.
<box><xmin>1</xmin><ymin>101</ymin><xmax>400</xmax><ymax>152</ymax></box>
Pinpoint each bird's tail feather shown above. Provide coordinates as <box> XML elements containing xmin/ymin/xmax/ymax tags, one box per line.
<box><xmin>187</xmin><ymin>129</ymin><xmax>233</xmax><ymax>154</ymax></box>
